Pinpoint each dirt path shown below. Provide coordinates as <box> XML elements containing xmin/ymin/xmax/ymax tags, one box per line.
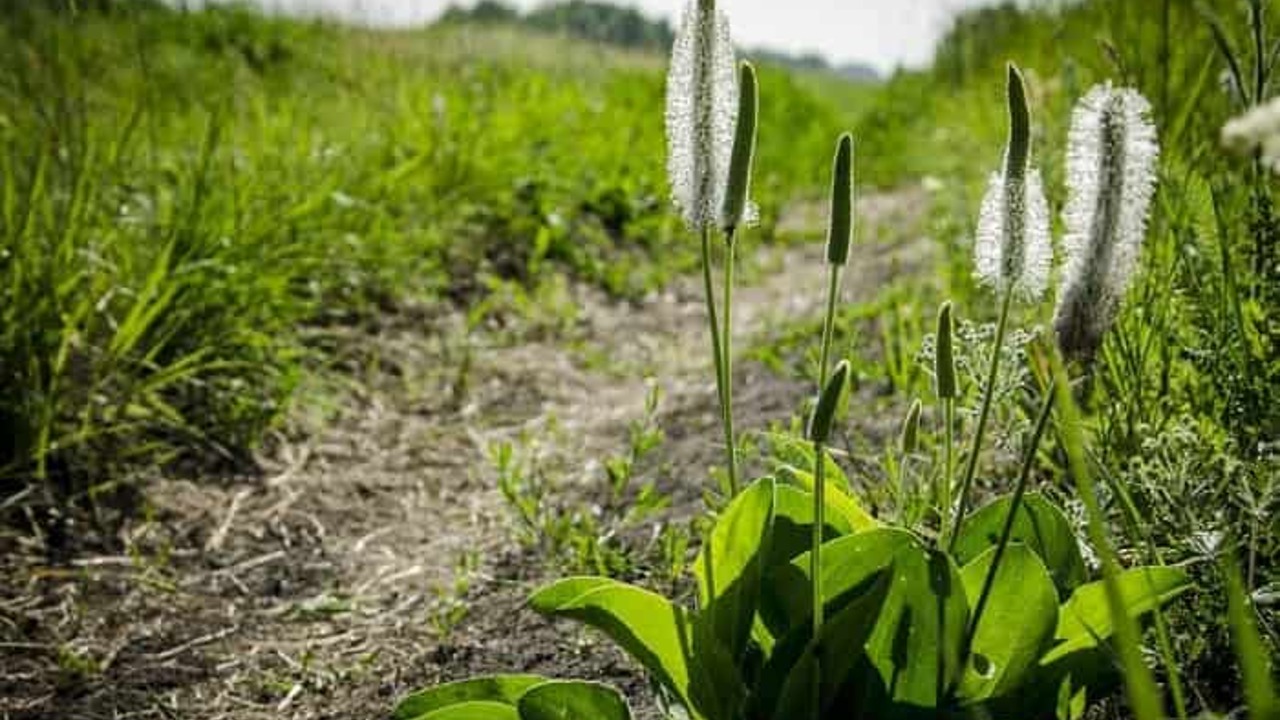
<box><xmin>0</xmin><ymin>190</ymin><xmax>930</xmax><ymax>719</ymax></box>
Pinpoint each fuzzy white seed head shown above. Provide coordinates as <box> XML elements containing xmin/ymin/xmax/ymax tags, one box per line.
<box><xmin>665</xmin><ymin>0</ymin><xmax>740</xmax><ymax>231</ymax></box>
<box><xmin>1055</xmin><ymin>84</ymin><xmax>1160</xmax><ymax>364</ymax></box>
<box><xmin>974</xmin><ymin>167</ymin><xmax>1052</xmax><ymax>300</ymax></box>
<box><xmin>1222</xmin><ymin>95</ymin><xmax>1280</xmax><ymax>173</ymax></box>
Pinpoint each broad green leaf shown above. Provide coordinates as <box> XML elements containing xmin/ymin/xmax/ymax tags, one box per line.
<box><xmin>770</xmin><ymin>569</ymin><xmax>894</xmax><ymax>718</ymax></box>
<box><xmin>529</xmin><ymin>577</ymin><xmax>694</xmax><ymax>712</ymax></box>
<box><xmin>762</xmin><ymin>527</ymin><xmax>914</xmax><ymax>636</ymax></box>
<box><xmin>686</xmin><ymin>615</ymin><xmax>748</xmax><ymax>720</ymax></box>
<box><xmin>958</xmin><ymin>545</ymin><xmax>1059</xmax><ymax>702</ymax></box>
<box><xmin>858</xmin><ymin>544</ymin><xmax>968</xmax><ymax>712</ymax></box>
<box><xmin>767</xmin><ymin>483</ymin><xmax>852</xmax><ymax>568</ymax></box>
<box><xmin>417</xmin><ymin>701</ymin><xmax>521</xmax><ymax>720</ymax></box>
<box><xmin>753</xmin><ymin>484</ymin><xmax>857</xmax><ymax>653</ymax></box>
<box><xmin>394</xmin><ymin>675</ymin><xmax>545</xmax><ymax>719</ymax></box>
<box><xmin>518</xmin><ymin>680</ymin><xmax>632</xmax><ymax>720</ymax></box>
<box><xmin>776</xmin><ymin>464</ymin><xmax>878</xmax><ymax>532</ymax></box>
<box><xmin>771</xmin><ymin>529</ymin><xmax>967</xmax><ymax>712</ymax></box>
<box><xmin>952</xmin><ymin>493</ymin><xmax>1086</xmax><ymax>596</ymax></box>
<box><xmin>1041</xmin><ymin>566</ymin><xmax>1192</xmax><ymax>664</ymax></box>
<box><xmin>694</xmin><ymin>477</ymin><xmax>775</xmax><ymax>660</ymax></box>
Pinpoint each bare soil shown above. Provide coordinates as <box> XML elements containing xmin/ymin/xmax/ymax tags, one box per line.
<box><xmin>0</xmin><ymin>190</ymin><xmax>930</xmax><ymax>720</ymax></box>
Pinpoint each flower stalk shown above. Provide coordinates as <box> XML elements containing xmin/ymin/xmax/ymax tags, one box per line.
<box><xmin>819</xmin><ymin>133</ymin><xmax>854</xmax><ymax>388</ymax></box>
<box><xmin>935</xmin><ymin>301</ymin><xmax>957</xmax><ymax>544</ymax></box>
<box><xmin>950</xmin><ymin>63</ymin><xmax>1047</xmax><ymax>549</ymax></box>
<box><xmin>807</xmin><ymin>359</ymin><xmax>850</xmax><ymax>718</ymax></box>
<box><xmin>667</xmin><ymin>0</ymin><xmax>754</xmax><ymax>496</ymax></box>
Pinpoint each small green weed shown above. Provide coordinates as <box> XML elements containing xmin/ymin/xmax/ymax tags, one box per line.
<box><xmin>494</xmin><ymin>382</ymin><xmax>690</xmax><ymax>583</ymax></box>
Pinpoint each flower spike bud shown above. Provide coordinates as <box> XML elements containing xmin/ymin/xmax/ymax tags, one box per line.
<box><xmin>1054</xmin><ymin>84</ymin><xmax>1160</xmax><ymax>365</ymax></box>
<box><xmin>974</xmin><ymin>63</ymin><xmax>1052</xmax><ymax>300</ymax></box>
<box><xmin>666</xmin><ymin>0</ymin><xmax>739</xmax><ymax>231</ymax></box>
<box><xmin>935</xmin><ymin>301</ymin><xmax>956</xmax><ymax>400</ymax></box>
<box><xmin>720</xmin><ymin>61</ymin><xmax>758</xmax><ymax>234</ymax></box>
<box><xmin>900</xmin><ymin>399</ymin><xmax>922</xmax><ymax>455</ymax></box>
<box><xmin>807</xmin><ymin>359</ymin><xmax>850</xmax><ymax>444</ymax></box>
<box><xmin>1004</xmin><ymin>64</ymin><xmax>1031</xmax><ymax>184</ymax></box>
<box><xmin>826</xmin><ymin>133</ymin><xmax>854</xmax><ymax>265</ymax></box>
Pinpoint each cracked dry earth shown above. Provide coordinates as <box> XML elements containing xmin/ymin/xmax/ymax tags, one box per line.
<box><xmin>0</xmin><ymin>189</ymin><xmax>932</xmax><ymax>720</ymax></box>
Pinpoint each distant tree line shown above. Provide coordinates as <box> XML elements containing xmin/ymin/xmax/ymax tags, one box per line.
<box><xmin>439</xmin><ymin>1</ymin><xmax>673</xmax><ymax>50</ymax></box>
<box><xmin>438</xmin><ymin>0</ymin><xmax>879</xmax><ymax>81</ymax></box>
<box><xmin>0</xmin><ymin>0</ymin><xmax>168</xmax><ymax>15</ymax></box>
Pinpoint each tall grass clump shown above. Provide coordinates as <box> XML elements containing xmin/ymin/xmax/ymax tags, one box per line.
<box><xmin>948</xmin><ymin>63</ymin><xmax>1050</xmax><ymax>548</ymax></box>
<box><xmin>0</xmin><ymin>5</ymin><xmax>317</xmax><ymax>502</ymax></box>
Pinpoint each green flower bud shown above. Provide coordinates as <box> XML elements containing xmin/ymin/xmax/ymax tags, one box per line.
<box><xmin>720</xmin><ymin>61</ymin><xmax>758</xmax><ymax>234</ymax></box>
<box><xmin>807</xmin><ymin>359</ymin><xmax>850</xmax><ymax>444</ymax></box>
<box><xmin>901</xmin><ymin>399</ymin><xmax>922</xmax><ymax>455</ymax></box>
<box><xmin>826</xmin><ymin>133</ymin><xmax>854</xmax><ymax>265</ymax></box>
<box><xmin>935</xmin><ymin>301</ymin><xmax>956</xmax><ymax>400</ymax></box>
<box><xmin>975</xmin><ymin>63</ymin><xmax>1051</xmax><ymax>300</ymax></box>
<box><xmin>1004</xmin><ymin>63</ymin><xmax>1031</xmax><ymax>184</ymax></box>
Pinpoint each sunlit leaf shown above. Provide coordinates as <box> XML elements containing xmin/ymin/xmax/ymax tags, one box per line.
<box><xmin>395</xmin><ymin>675</ymin><xmax>545</xmax><ymax>719</ymax></box>
<box><xmin>529</xmin><ymin>577</ymin><xmax>695</xmax><ymax>712</ymax></box>
<box><xmin>952</xmin><ymin>493</ymin><xmax>1086</xmax><ymax>596</ymax></box>
<box><xmin>958</xmin><ymin>545</ymin><xmax>1058</xmax><ymax>702</ymax></box>
<box><xmin>518</xmin><ymin>680</ymin><xmax>632</xmax><ymax>720</ymax></box>
<box><xmin>1042</xmin><ymin>566</ymin><xmax>1192</xmax><ymax>664</ymax></box>
<box><xmin>694</xmin><ymin>477</ymin><xmax>775</xmax><ymax>660</ymax></box>
<box><xmin>776</xmin><ymin>464</ymin><xmax>878</xmax><ymax>533</ymax></box>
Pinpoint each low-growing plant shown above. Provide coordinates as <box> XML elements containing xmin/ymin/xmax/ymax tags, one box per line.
<box><xmin>495</xmin><ymin>384</ymin><xmax>685</xmax><ymax>581</ymax></box>
<box><xmin>394</xmin><ymin>3</ymin><xmax>1212</xmax><ymax>718</ymax></box>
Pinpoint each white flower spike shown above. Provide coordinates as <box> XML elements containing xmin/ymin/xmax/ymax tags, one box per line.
<box><xmin>974</xmin><ymin>65</ymin><xmax>1052</xmax><ymax>300</ymax></box>
<box><xmin>1055</xmin><ymin>84</ymin><xmax>1160</xmax><ymax>365</ymax></box>
<box><xmin>1222</xmin><ymin>95</ymin><xmax>1280</xmax><ymax>173</ymax></box>
<box><xmin>665</xmin><ymin>0</ymin><xmax>740</xmax><ymax>231</ymax></box>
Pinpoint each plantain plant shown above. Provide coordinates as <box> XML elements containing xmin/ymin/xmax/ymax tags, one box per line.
<box><xmin>393</xmin><ymin>5</ymin><xmax>1193</xmax><ymax>719</ymax></box>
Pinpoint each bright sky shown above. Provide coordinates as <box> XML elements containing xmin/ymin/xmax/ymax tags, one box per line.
<box><xmin>187</xmin><ymin>0</ymin><xmax>1003</xmax><ymax>73</ymax></box>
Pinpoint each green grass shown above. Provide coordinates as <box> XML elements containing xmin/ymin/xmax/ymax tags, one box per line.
<box><xmin>839</xmin><ymin>0</ymin><xmax>1279</xmax><ymax>713</ymax></box>
<box><xmin>0</xmin><ymin>2</ymin><xmax>869</xmax><ymax>498</ymax></box>
<box><xmin>5</xmin><ymin>0</ymin><xmax>1275</xmax><ymax>716</ymax></box>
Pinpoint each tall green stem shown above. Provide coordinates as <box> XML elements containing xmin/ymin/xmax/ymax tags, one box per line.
<box><xmin>940</xmin><ymin>398</ymin><xmax>955</xmax><ymax>543</ymax></box>
<box><xmin>1052</xmin><ymin>359</ymin><xmax>1165</xmax><ymax>720</ymax></box>
<box><xmin>806</xmin><ymin>359</ymin><xmax>848</xmax><ymax>718</ymax></box>
<box><xmin>811</xmin><ymin>440</ymin><xmax>826</xmax><ymax>717</ymax></box>
<box><xmin>948</xmin><ymin>287</ymin><xmax>1013</xmax><ymax>551</ymax></box>
<box><xmin>818</xmin><ymin>266</ymin><xmax>842</xmax><ymax>386</ymax></box>
<box><xmin>1100</xmin><ymin>453</ymin><xmax>1189</xmax><ymax>720</ymax></box>
<box><xmin>965</xmin><ymin>380</ymin><xmax>1055</xmax><ymax>648</ymax></box>
<box><xmin>810</xmin><ymin>262</ymin><xmax>843</xmax><ymax>720</ymax></box>
<box><xmin>722</xmin><ymin>232</ymin><xmax>739</xmax><ymax>495</ymax></box>
<box><xmin>700</xmin><ymin>227</ymin><xmax>735</xmax><ymax>496</ymax></box>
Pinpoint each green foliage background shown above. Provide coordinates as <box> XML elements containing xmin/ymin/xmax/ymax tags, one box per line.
<box><xmin>0</xmin><ymin>1</ymin><xmax>870</xmax><ymax>493</ymax></box>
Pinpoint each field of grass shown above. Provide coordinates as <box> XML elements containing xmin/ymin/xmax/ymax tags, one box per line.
<box><xmin>0</xmin><ymin>1</ymin><xmax>867</xmax><ymax>500</ymax></box>
<box><xmin>0</xmin><ymin>0</ymin><xmax>1276</xmax><ymax>719</ymax></box>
